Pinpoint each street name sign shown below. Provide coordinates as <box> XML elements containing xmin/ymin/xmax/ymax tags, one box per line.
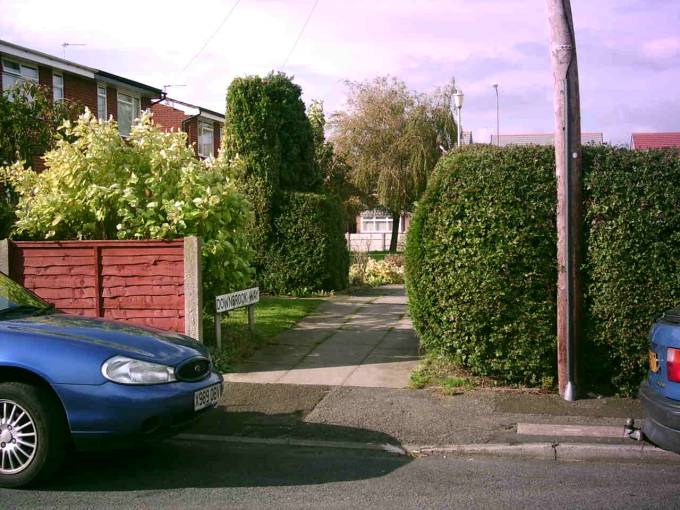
<box><xmin>215</xmin><ymin>287</ymin><xmax>260</xmax><ymax>313</ymax></box>
<box><xmin>214</xmin><ymin>287</ymin><xmax>260</xmax><ymax>349</ymax></box>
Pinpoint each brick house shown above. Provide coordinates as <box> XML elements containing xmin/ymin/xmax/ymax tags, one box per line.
<box><xmin>149</xmin><ymin>99</ymin><xmax>223</xmax><ymax>159</ymax></box>
<box><xmin>630</xmin><ymin>132</ymin><xmax>680</xmax><ymax>150</ymax></box>
<box><xmin>1</xmin><ymin>39</ymin><xmax>162</xmax><ymax>168</ymax></box>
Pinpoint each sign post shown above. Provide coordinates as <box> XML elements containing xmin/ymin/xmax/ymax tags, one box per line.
<box><xmin>214</xmin><ymin>287</ymin><xmax>259</xmax><ymax>350</ymax></box>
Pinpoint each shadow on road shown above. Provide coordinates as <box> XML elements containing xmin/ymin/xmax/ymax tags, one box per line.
<box><xmin>40</xmin><ymin>411</ymin><xmax>410</xmax><ymax>492</ymax></box>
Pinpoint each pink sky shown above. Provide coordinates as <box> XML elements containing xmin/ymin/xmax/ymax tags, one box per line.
<box><xmin>1</xmin><ymin>0</ymin><xmax>679</xmax><ymax>145</ymax></box>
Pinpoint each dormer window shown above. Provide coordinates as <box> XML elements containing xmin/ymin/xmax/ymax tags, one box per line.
<box><xmin>97</xmin><ymin>84</ymin><xmax>107</xmax><ymax>120</ymax></box>
<box><xmin>117</xmin><ymin>91</ymin><xmax>141</xmax><ymax>136</ymax></box>
<box><xmin>198</xmin><ymin>121</ymin><xmax>214</xmax><ymax>158</ymax></box>
<box><xmin>2</xmin><ymin>59</ymin><xmax>38</xmax><ymax>91</ymax></box>
<box><xmin>52</xmin><ymin>72</ymin><xmax>64</xmax><ymax>102</ymax></box>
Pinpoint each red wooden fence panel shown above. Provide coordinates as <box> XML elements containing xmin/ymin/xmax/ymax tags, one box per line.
<box><xmin>7</xmin><ymin>239</ymin><xmax>186</xmax><ymax>333</ymax></box>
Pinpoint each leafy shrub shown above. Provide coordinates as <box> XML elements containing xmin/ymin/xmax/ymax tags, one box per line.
<box><xmin>1</xmin><ymin>81</ymin><xmax>82</xmax><ymax>167</ymax></box>
<box><xmin>262</xmin><ymin>192</ymin><xmax>348</xmax><ymax>294</ymax></box>
<box><xmin>384</xmin><ymin>253</ymin><xmax>404</xmax><ymax>267</ymax></box>
<box><xmin>350</xmin><ymin>258</ymin><xmax>404</xmax><ymax>286</ymax></box>
<box><xmin>222</xmin><ymin>73</ymin><xmax>322</xmax><ymax>271</ymax></box>
<box><xmin>583</xmin><ymin>146</ymin><xmax>680</xmax><ymax>394</ymax></box>
<box><xmin>3</xmin><ymin>111</ymin><xmax>254</xmax><ymax>305</ymax></box>
<box><xmin>0</xmin><ymin>81</ymin><xmax>84</xmax><ymax>237</ymax></box>
<box><xmin>405</xmin><ymin>145</ymin><xmax>558</xmax><ymax>386</ymax></box>
<box><xmin>406</xmin><ymin>143</ymin><xmax>680</xmax><ymax>394</ymax></box>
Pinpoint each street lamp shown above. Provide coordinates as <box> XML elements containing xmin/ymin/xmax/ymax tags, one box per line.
<box><xmin>492</xmin><ymin>83</ymin><xmax>500</xmax><ymax>145</ymax></box>
<box><xmin>453</xmin><ymin>88</ymin><xmax>464</xmax><ymax>147</ymax></box>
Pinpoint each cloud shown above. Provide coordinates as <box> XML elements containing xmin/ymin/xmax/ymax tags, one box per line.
<box><xmin>1</xmin><ymin>0</ymin><xmax>678</xmax><ymax>146</ymax></box>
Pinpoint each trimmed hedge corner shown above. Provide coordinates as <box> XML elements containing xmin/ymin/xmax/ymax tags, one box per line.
<box><xmin>262</xmin><ymin>192</ymin><xmax>349</xmax><ymax>295</ymax></box>
<box><xmin>406</xmin><ymin>144</ymin><xmax>680</xmax><ymax>394</ymax></box>
<box><xmin>405</xmin><ymin>145</ymin><xmax>558</xmax><ymax>386</ymax></box>
<box><xmin>583</xmin><ymin>146</ymin><xmax>680</xmax><ymax>395</ymax></box>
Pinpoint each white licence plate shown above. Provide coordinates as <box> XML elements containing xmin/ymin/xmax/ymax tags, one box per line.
<box><xmin>194</xmin><ymin>383</ymin><xmax>222</xmax><ymax>411</ymax></box>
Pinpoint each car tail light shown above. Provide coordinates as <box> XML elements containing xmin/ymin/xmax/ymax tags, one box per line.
<box><xmin>667</xmin><ymin>348</ymin><xmax>680</xmax><ymax>382</ymax></box>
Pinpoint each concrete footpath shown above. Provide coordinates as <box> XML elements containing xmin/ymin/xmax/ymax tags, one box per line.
<box><xmin>223</xmin><ymin>285</ymin><xmax>420</xmax><ymax>388</ymax></box>
<box><xmin>197</xmin><ymin>285</ymin><xmax>679</xmax><ymax>463</ymax></box>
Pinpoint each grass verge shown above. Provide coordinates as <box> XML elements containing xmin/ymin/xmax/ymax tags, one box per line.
<box><xmin>205</xmin><ymin>296</ymin><xmax>323</xmax><ymax>372</ymax></box>
<box><xmin>409</xmin><ymin>355</ymin><xmax>481</xmax><ymax>395</ymax></box>
<box><xmin>409</xmin><ymin>354</ymin><xmax>557</xmax><ymax>395</ymax></box>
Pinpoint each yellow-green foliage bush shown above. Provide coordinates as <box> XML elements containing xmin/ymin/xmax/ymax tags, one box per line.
<box><xmin>2</xmin><ymin>111</ymin><xmax>254</xmax><ymax>304</ymax></box>
<box><xmin>350</xmin><ymin>258</ymin><xmax>404</xmax><ymax>287</ymax></box>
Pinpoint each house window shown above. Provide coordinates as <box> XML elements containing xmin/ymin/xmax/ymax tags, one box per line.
<box><xmin>52</xmin><ymin>72</ymin><xmax>64</xmax><ymax>102</ymax></box>
<box><xmin>97</xmin><ymin>84</ymin><xmax>107</xmax><ymax>120</ymax></box>
<box><xmin>117</xmin><ymin>91</ymin><xmax>141</xmax><ymax>136</ymax></box>
<box><xmin>2</xmin><ymin>59</ymin><xmax>38</xmax><ymax>92</ymax></box>
<box><xmin>198</xmin><ymin>121</ymin><xmax>214</xmax><ymax>158</ymax></box>
<box><xmin>361</xmin><ymin>210</ymin><xmax>400</xmax><ymax>233</ymax></box>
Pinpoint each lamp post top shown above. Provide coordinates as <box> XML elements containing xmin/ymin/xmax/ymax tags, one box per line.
<box><xmin>453</xmin><ymin>89</ymin><xmax>464</xmax><ymax>109</ymax></box>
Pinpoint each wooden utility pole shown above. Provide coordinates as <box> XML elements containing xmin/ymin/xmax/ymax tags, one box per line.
<box><xmin>547</xmin><ymin>0</ymin><xmax>583</xmax><ymax>400</ymax></box>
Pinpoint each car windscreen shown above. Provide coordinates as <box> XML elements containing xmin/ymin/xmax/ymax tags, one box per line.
<box><xmin>0</xmin><ymin>271</ymin><xmax>52</xmax><ymax>315</ymax></box>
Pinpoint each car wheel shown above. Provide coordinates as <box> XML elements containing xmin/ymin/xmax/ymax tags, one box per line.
<box><xmin>0</xmin><ymin>382</ymin><xmax>67</xmax><ymax>488</ymax></box>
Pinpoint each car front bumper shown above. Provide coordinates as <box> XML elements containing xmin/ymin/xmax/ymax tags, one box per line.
<box><xmin>54</xmin><ymin>371</ymin><xmax>223</xmax><ymax>449</ymax></box>
<box><xmin>639</xmin><ymin>380</ymin><xmax>680</xmax><ymax>453</ymax></box>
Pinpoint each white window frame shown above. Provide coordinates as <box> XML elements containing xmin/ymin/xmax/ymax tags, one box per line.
<box><xmin>360</xmin><ymin>210</ymin><xmax>400</xmax><ymax>233</ymax></box>
<box><xmin>2</xmin><ymin>58</ymin><xmax>39</xmax><ymax>94</ymax></box>
<box><xmin>116</xmin><ymin>90</ymin><xmax>141</xmax><ymax>136</ymax></box>
<box><xmin>52</xmin><ymin>71</ymin><xmax>64</xmax><ymax>102</ymax></box>
<box><xmin>97</xmin><ymin>83</ymin><xmax>107</xmax><ymax>120</ymax></box>
<box><xmin>198</xmin><ymin>120</ymin><xmax>214</xmax><ymax>158</ymax></box>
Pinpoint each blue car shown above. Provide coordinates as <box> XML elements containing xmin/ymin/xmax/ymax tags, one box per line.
<box><xmin>0</xmin><ymin>271</ymin><xmax>222</xmax><ymax>488</ymax></box>
<box><xmin>640</xmin><ymin>305</ymin><xmax>680</xmax><ymax>452</ymax></box>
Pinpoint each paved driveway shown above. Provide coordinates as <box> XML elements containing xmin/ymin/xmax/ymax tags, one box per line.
<box><xmin>223</xmin><ymin>285</ymin><xmax>421</xmax><ymax>388</ymax></box>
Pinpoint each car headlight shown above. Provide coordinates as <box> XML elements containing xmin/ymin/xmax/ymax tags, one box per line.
<box><xmin>101</xmin><ymin>355</ymin><xmax>176</xmax><ymax>385</ymax></box>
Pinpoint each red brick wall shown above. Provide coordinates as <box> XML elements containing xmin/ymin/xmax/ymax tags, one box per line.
<box><xmin>8</xmin><ymin>239</ymin><xmax>187</xmax><ymax>332</ymax></box>
<box><xmin>185</xmin><ymin>117</ymin><xmax>199</xmax><ymax>156</ymax></box>
<box><xmin>150</xmin><ymin>103</ymin><xmax>187</xmax><ymax>132</ymax></box>
<box><xmin>213</xmin><ymin>120</ymin><xmax>222</xmax><ymax>157</ymax></box>
<box><xmin>32</xmin><ymin>67</ymin><xmax>50</xmax><ymax>170</ymax></box>
<box><xmin>33</xmin><ymin>68</ymin><xmax>54</xmax><ymax>171</ymax></box>
<box><xmin>38</xmin><ymin>66</ymin><xmax>52</xmax><ymax>93</ymax></box>
<box><xmin>63</xmin><ymin>74</ymin><xmax>97</xmax><ymax>114</ymax></box>
<box><xmin>106</xmin><ymin>86</ymin><xmax>117</xmax><ymax>120</ymax></box>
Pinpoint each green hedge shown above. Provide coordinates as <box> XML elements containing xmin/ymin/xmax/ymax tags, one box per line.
<box><xmin>406</xmin><ymin>144</ymin><xmax>680</xmax><ymax>394</ymax></box>
<box><xmin>262</xmin><ymin>192</ymin><xmax>349</xmax><ymax>294</ymax></box>
<box><xmin>405</xmin><ymin>145</ymin><xmax>558</xmax><ymax>386</ymax></box>
<box><xmin>584</xmin><ymin>146</ymin><xmax>680</xmax><ymax>394</ymax></box>
<box><xmin>222</xmin><ymin>74</ymin><xmax>324</xmax><ymax>281</ymax></box>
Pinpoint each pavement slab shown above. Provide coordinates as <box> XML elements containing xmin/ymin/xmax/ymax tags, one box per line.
<box><xmin>224</xmin><ymin>285</ymin><xmax>420</xmax><ymax>388</ymax></box>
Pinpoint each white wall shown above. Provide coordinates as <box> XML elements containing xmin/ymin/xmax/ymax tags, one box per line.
<box><xmin>345</xmin><ymin>233</ymin><xmax>406</xmax><ymax>252</ymax></box>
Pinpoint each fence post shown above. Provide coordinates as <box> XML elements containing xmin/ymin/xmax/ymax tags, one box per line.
<box><xmin>0</xmin><ymin>239</ymin><xmax>9</xmax><ymax>276</ymax></box>
<box><xmin>184</xmin><ymin>236</ymin><xmax>203</xmax><ymax>342</ymax></box>
<box><xmin>93</xmin><ymin>246</ymin><xmax>103</xmax><ymax>317</ymax></box>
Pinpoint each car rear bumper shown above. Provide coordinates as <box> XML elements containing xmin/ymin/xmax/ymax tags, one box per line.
<box><xmin>639</xmin><ymin>380</ymin><xmax>680</xmax><ymax>453</ymax></box>
<box><xmin>54</xmin><ymin>371</ymin><xmax>223</xmax><ymax>450</ymax></box>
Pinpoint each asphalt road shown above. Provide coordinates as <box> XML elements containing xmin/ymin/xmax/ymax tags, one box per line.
<box><xmin>3</xmin><ymin>439</ymin><xmax>680</xmax><ymax>509</ymax></box>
